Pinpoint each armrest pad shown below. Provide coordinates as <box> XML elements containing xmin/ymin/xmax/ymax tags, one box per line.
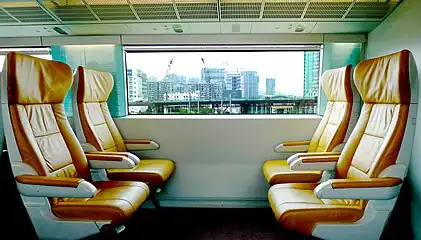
<box><xmin>287</xmin><ymin>152</ymin><xmax>341</xmax><ymax>165</ymax></box>
<box><xmin>330</xmin><ymin>178</ymin><xmax>402</xmax><ymax>189</ymax></box>
<box><xmin>15</xmin><ymin>175</ymin><xmax>97</xmax><ymax>198</ymax></box>
<box><xmin>86</xmin><ymin>153</ymin><xmax>136</xmax><ymax>169</ymax></box>
<box><xmin>290</xmin><ymin>155</ymin><xmax>340</xmax><ymax>170</ymax></box>
<box><xmin>274</xmin><ymin>141</ymin><xmax>310</xmax><ymax>153</ymax></box>
<box><xmin>16</xmin><ymin>175</ymin><xmax>83</xmax><ymax>187</ymax></box>
<box><xmin>315</xmin><ymin>177</ymin><xmax>403</xmax><ymax>200</ymax></box>
<box><xmin>86</xmin><ymin>151</ymin><xmax>140</xmax><ymax>164</ymax></box>
<box><xmin>124</xmin><ymin>139</ymin><xmax>160</xmax><ymax>150</ymax></box>
<box><xmin>282</xmin><ymin>141</ymin><xmax>311</xmax><ymax>146</ymax></box>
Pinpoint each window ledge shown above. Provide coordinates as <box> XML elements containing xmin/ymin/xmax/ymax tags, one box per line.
<box><xmin>118</xmin><ymin>114</ymin><xmax>322</xmax><ymax>120</ymax></box>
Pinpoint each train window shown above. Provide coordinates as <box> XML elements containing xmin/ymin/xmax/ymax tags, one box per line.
<box><xmin>125</xmin><ymin>45</ymin><xmax>320</xmax><ymax>115</ymax></box>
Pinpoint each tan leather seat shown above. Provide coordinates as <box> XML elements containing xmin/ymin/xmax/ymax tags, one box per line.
<box><xmin>2</xmin><ymin>52</ymin><xmax>149</xmax><ymax>239</ymax></box>
<box><xmin>263</xmin><ymin>65</ymin><xmax>353</xmax><ymax>185</ymax></box>
<box><xmin>268</xmin><ymin>50</ymin><xmax>414</xmax><ymax>239</ymax></box>
<box><xmin>73</xmin><ymin>66</ymin><xmax>174</xmax><ymax>188</ymax></box>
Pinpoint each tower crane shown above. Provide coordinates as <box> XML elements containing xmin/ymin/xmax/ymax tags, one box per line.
<box><xmin>163</xmin><ymin>58</ymin><xmax>174</xmax><ymax>101</ymax></box>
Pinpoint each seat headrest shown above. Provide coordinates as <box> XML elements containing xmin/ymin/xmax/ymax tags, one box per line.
<box><xmin>321</xmin><ymin>65</ymin><xmax>353</xmax><ymax>102</ymax></box>
<box><xmin>354</xmin><ymin>49</ymin><xmax>411</xmax><ymax>104</ymax></box>
<box><xmin>6</xmin><ymin>52</ymin><xmax>72</xmax><ymax>104</ymax></box>
<box><xmin>76</xmin><ymin>66</ymin><xmax>114</xmax><ymax>103</ymax></box>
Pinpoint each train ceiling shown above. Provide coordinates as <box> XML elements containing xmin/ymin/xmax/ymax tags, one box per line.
<box><xmin>0</xmin><ymin>0</ymin><xmax>402</xmax><ymax>25</ymax></box>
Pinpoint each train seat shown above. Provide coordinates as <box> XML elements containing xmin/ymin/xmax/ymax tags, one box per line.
<box><xmin>72</xmin><ymin>66</ymin><xmax>175</xmax><ymax>192</ymax></box>
<box><xmin>268</xmin><ymin>49</ymin><xmax>418</xmax><ymax>240</ymax></box>
<box><xmin>263</xmin><ymin>65</ymin><xmax>354</xmax><ymax>185</ymax></box>
<box><xmin>1</xmin><ymin>52</ymin><xmax>149</xmax><ymax>239</ymax></box>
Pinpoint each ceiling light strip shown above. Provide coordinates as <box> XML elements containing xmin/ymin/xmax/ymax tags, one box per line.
<box><xmin>0</xmin><ymin>7</ymin><xmax>21</xmax><ymax>23</ymax></box>
<box><xmin>172</xmin><ymin>0</ymin><xmax>180</xmax><ymax>20</ymax></box>
<box><xmin>301</xmin><ymin>0</ymin><xmax>312</xmax><ymax>19</ymax></box>
<box><xmin>127</xmin><ymin>0</ymin><xmax>140</xmax><ymax>21</ymax></box>
<box><xmin>35</xmin><ymin>0</ymin><xmax>62</xmax><ymax>24</ymax></box>
<box><xmin>81</xmin><ymin>0</ymin><xmax>101</xmax><ymax>22</ymax></box>
<box><xmin>259</xmin><ymin>0</ymin><xmax>265</xmax><ymax>19</ymax></box>
<box><xmin>342</xmin><ymin>0</ymin><xmax>357</xmax><ymax>19</ymax></box>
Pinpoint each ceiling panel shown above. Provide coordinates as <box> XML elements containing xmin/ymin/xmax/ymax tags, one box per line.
<box><xmin>220</xmin><ymin>22</ymin><xmax>252</xmax><ymax>33</ymax></box>
<box><xmin>0</xmin><ymin>0</ymin><xmax>404</xmax><ymax>36</ymax></box>
<box><xmin>251</xmin><ymin>21</ymin><xmax>316</xmax><ymax>33</ymax></box>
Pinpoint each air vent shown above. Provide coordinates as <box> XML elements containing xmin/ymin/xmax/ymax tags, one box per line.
<box><xmin>263</xmin><ymin>2</ymin><xmax>306</xmax><ymax>19</ymax></box>
<box><xmin>346</xmin><ymin>2</ymin><xmax>390</xmax><ymax>19</ymax></box>
<box><xmin>44</xmin><ymin>0</ymin><xmax>98</xmax><ymax>22</ymax></box>
<box><xmin>177</xmin><ymin>3</ymin><xmax>218</xmax><ymax>20</ymax></box>
<box><xmin>0</xmin><ymin>10</ymin><xmax>18</xmax><ymax>23</ymax></box>
<box><xmin>131</xmin><ymin>2</ymin><xmax>177</xmax><ymax>20</ymax></box>
<box><xmin>304</xmin><ymin>1</ymin><xmax>351</xmax><ymax>19</ymax></box>
<box><xmin>4</xmin><ymin>6</ymin><xmax>56</xmax><ymax>23</ymax></box>
<box><xmin>86</xmin><ymin>0</ymin><xmax>137</xmax><ymax>21</ymax></box>
<box><xmin>221</xmin><ymin>2</ymin><xmax>261</xmax><ymax>19</ymax></box>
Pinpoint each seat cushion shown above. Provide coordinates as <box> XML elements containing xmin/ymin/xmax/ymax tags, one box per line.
<box><xmin>263</xmin><ymin>160</ymin><xmax>322</xmax><ymax>185</ymax></box>
<box><xmin>51</xmin><ymin>181</ymin><xmax>149</xmax><ymax>223</ymax></box>
<box><xmin>107</xmin><ymin>159</ymin><xmax>175</xmax><ymax>187</ymax></box>
<box><xmin>268</xmin><ymin>183</ymin><xmax>363</xmax><ymax>235</ymax></box>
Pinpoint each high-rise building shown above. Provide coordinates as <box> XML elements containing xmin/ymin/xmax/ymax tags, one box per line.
<box><xmin>127</xmin><ymin>69</ymin><xmax>148</xmax><ymax>103</ymax></box>
<box><xmin>188</xmin><ymin>77</ymin><xmax>200</xmax><ymax>84</ymax></box>
<box><xmin>201</xmin><ymin>68</ymin><xmax>225</xmax><ymax>84</ymax></box>
<box><xmin>241</xmin><ymin>71</ymin><xmax>259</xmax><ymax>99</ymax></box>
<box><xmin>303</xmin><ymin>51</ymin><xmax>321</xmax><ymax>98</ymax></box>
<box><xmin>266</xmin><ymin>78</ymin><xmax>276</xmax><ymax>95</ymax></box>
<box><xmin>225</xmin><ymin>72</ymin><xmax>242</xmax><ymax>99</ymax></box>
<box><xmin>147</xmin><ymin>81</ymin><xmax>171</xmax><ymax>102</ymax></box>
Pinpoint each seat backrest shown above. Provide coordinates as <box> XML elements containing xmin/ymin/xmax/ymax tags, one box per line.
<box><xmin>1</xmin><ymin>52</ymin><xmax>91</xmax><ymax>182</ymax></box>
<box><xmin>307</xmin><ymin>65</ymin><xmax>353</xmax><ymax>152</ymax></box>
<box><xmin>336</xmin><ymin>50</ymin><xmax>411</xmax><ymax>183</ymax></box>
<box><xmin>73</xmin><ymin>66</ymin><xmax>127</xmax><ymax>152</ymax></box>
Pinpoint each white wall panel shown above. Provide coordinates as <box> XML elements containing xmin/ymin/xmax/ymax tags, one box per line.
<box><xmin>114</xmin><ymin>115</ymin><xmax>321</xmax><ymax>206</ymax></box>
<box><xmin>0</xmin><ymin>37</ymin><xmax>42</xmax><ymax>47</ymax></box>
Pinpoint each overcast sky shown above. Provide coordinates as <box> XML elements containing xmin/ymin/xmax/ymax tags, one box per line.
<box><xmin>127</xmin><ymin>51</ymin><xmax>304</xmax><ymax>96</ymax></box>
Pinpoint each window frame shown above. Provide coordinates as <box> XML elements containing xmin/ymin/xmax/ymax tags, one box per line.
<box><xmin>124</xmin><ymin>44</ymin><xmax>322</xmax><ymax>116</ymax></box>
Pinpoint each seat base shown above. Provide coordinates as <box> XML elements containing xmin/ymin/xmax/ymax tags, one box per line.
<box><xmin>107</xmin><ymin>159</ymin><xmax>175</xmax><ymax>187</ymax></box>
<box><xmin>268</xmin><ymin>183</ymin><xmax>363</xmax><ymax>235</ymax></box>
<box><xmin>52</xmin><ymin>181</ymin><xmax>149</xmax><ymax>223</ymax></box>
<box><xmin>263</xmin><ymin>160</ymin><xmax>322</xmax><ymax>185</ymax></box>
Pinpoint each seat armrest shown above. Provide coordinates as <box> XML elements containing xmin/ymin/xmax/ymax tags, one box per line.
<box><xmin>15</xmin><ymin>175</ymin><xmax>97</xmax><ymax>198</ymax></box>
<box><xmin>85</xmin><ymin>151</ymin><xmax>140</xmax><ymax>164</ymax></box>
<box><xmin>274</xmin><ymin>141</ymin><xmax>310</xmax><ymax>153</ymax></box>
<box><xmin>290</xmin><ymin>155</ymin><xmax>340</xmax><ymax>170</ymax></box>
<box><xmin>124</xmin><ymin>139</ymin><xmax>160</xmax><ymax>151</ymax></box>
<box><xmin>86</xmin><ymin>153</ymin><xmax>136</xmax><ymax>169</ymax></box>
<box><xmin>315</xmin><ymin>177</ymin><xmax>403</xmax><ymax>200</ymax></box>
<box><xmin>286</xmin><ymin>152</ymin><xmax>341</xmax><ymax>165</ymax></box>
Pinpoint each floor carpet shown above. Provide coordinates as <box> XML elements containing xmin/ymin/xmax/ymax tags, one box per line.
<box><xmin>87</xmin><ymin>207</ymin><xmax>318</xmax><ymax>240</ymax></box>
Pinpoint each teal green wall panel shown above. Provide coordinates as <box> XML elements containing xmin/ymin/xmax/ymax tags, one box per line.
<box><xmin>319</xmin><ymin>43</ymin><xmax>363</xmax><ymax>115</ymax></box>
<box><xmin>51</xmin><ymin>45</ymin><xmax>127</xmax><ymax>118</ymax></box>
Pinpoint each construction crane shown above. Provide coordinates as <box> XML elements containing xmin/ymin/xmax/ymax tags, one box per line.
<box><xmin>163</xmin><ymin>58</ymin><xmax>174</xmax><ymax>101</ymax></box>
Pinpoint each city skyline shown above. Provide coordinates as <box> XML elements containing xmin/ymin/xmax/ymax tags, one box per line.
<box><xmin>126</xmin><ymin>51</ymin><xmax>305</xmax><ymax>97</ymax></box>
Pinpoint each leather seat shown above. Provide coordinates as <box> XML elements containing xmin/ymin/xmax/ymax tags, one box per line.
<box><xmin>72</xmin><ymin>66</ymin><xmax>174</xmax><ymax>188</ymax></box>
<box><xmin>263</xmin><ymin>65</ymin><xmax>354</xmax><ymax>185</ymax></box>
<box><xmin>2</xmin><ymin>52</ymin><xmax>149</xmax><ymax>239</ymax></box>
<box><xmin>268</xmin><ymin>50</ymin><xmax>416</xmax><ymax>240</ymax></box>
